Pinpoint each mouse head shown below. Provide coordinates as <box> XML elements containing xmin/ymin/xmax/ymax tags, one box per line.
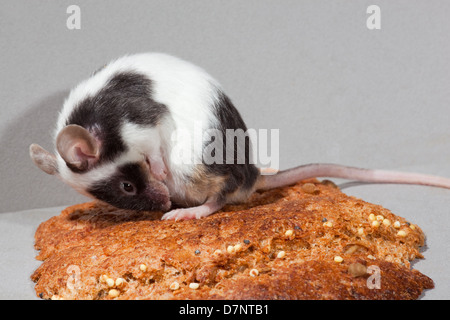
<box><xmin>30</xmin><ymin>124</ymin><xmax>171</xmax><ymax>211</ymax></box>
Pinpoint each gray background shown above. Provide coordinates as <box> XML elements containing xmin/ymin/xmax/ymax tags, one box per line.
<box><xmin>1</xmin><ymin>0</ymin><xmax>449</xmax><ymax>299</ymax></box>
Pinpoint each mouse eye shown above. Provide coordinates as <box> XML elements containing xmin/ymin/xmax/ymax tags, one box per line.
<box><xmin>120</xmin><ymin>181</ymin><xmax>136</xmax><ymax>195</ymax></box>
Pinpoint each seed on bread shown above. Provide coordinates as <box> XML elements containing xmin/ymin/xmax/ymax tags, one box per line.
<box><xmin>189</xmin><ymin>283</ymin><xmax>200</xmax><ymax>290</ymax></box>
<box><xmin>348</xmin><ymin>263</ymin><xmax>367</xmax><ymax>277</ymax></box>
<box><xmin>106</xmin><ymin>278</ymin><xmax>115</xmax><ymax>287</ymax></box>
<box><xmin>397</xmin><ymin>230</ymin><xmax>407</xmax><ymax>237</ymax></box>
<box><xmin>234</xmin><ymin>244</ymin><xmax>242</xmax><ymax>252</ymax></box>
<box><xmin>302</xmin><ymin>183</ymin><xmax>318</xmax><ymax>194</ymax></box>
<box><xmin>249</xmin><ymin>269</ymin><xmax>259</xmax><ymax>277</ymax></box>
<box><xmin>170</xmin><ymin>281</ymin><xmax>180</xmax><ymax>290</ymax></box>
<box><xmin>285</xmin><ymin>229</ymin><xmax>294</xmax><ymax>237</ymax></box>
<box><xmin>115</xmin><ymin>278</ymin><xmax>124</xmax><ymax>287</ymax></box>
<box><xmin>139</xmin><ymin>264</ymin><xmax>148</xmax><ymax>272</ymax></box>
<box><xmin>108</xmin><ymin>289</ymin><xmax>120</xmax><ymax>298</ymax></box>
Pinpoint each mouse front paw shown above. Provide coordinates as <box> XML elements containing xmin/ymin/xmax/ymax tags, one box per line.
<box><xmin>152</xmin><ymin>167</ymin><xmax>167</xmax><ymax>181</ymax></box>
<box><xmin>146</xmin><ymin>155</ymin><xmax>168</xmax><ymax>181</ymax></box>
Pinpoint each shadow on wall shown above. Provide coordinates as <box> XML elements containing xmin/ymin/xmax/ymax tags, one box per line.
<box><xmin>0</xmin><ymin>91</ymin><xmax>87</xmax><ymax>213</ymax></box>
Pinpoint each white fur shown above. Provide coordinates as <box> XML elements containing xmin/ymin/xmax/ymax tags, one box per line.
<box><xmin>55</xmin><ymin>53</ymin><xmax>222</xmax><ymax>202</ymax></box>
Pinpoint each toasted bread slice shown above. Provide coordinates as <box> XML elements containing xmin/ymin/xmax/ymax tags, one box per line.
<box><xmin>31</xmin><ymin>180</ymin><xmax>433</xmax><ymax>300</ymax></box>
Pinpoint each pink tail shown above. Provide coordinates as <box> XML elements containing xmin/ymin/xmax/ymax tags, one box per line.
<box><xmin>256</xmin><ymin>163</ymin><xmax>450</xmax><ymax>190</ymax></box>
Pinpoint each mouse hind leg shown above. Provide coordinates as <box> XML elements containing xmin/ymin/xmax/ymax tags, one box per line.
<box><xmin>161</xmin><ymin>161</ymin><xmax>258</xmax><ymax>220</ymax></box>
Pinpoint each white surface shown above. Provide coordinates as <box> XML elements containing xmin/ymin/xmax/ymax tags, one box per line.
<box><xmin>0</xmin><ymin>206</ymin><xmax>65</xmax><ymax>300</ymax></box>
<box><xmin>1</xmin><ymin>183</ymin><xmax>449</xmax><ymax>300</ymax></box>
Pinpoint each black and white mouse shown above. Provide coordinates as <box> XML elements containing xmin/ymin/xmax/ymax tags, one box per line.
<box><xmin>29</xmin><ymin>53</ymin><xmax>450</xmax><ymax>220</ymax></box>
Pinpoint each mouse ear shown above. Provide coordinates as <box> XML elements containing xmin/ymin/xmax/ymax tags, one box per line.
<box><xmin>56</xmin><ymin>124</ymin><xmax>100</xmax><ymax>172</ymax></box>
<box><xmin>29</xmin><ymin>143</ymin><xmax>59</xmax><ymax>175</ymax></box>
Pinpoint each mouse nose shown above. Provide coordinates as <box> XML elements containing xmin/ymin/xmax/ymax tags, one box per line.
<box><xmin>160</xmin><ymin>200</ymin><xmax>172</xmax><ymax>212</ymax></box>
<box><xmin>143</xmin><ymin>184</ymin><xmax>171</xmax><ymax>211</ymax></box>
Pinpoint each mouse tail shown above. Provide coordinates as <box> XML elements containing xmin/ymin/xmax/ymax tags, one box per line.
<box><xmin>255</xmin><ymin>163</ymin><xmax>450</xmax><ymax>191</ymax></box>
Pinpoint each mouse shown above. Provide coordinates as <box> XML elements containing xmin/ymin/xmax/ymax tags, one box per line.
<box><xmin>29</xmin><ymin>52</ymin><xmax>450</xmax><ymax>220</ymax></box>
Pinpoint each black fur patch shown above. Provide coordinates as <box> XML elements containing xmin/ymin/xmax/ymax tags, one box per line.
<box><xmin>66</xmin><ymin>72</ymin><xmax>168</xmax><ymax>168</ymax></box>
<box><xmin>88</xmin><ymin>163</ymin><xmax>168</xmax><ymax>211</ymax></box>
<box><xmin>207</xmin><ymin>90</ymin><xmax>259</xmax><ymax>200</ymax></box>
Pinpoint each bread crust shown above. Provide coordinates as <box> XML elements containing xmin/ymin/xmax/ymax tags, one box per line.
<box><xmin>31</xmin><ymin>180</ymin><xmax>433</xmax><ymax>300</ymax></box>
